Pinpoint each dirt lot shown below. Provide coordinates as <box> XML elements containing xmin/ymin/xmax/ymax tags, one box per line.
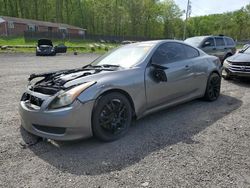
<box><xmin>0</xmin><ymin>53</ymin><xmax>249</xmax><ymax>188</ymax></box>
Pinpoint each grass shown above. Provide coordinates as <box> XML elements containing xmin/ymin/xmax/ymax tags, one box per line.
<box><xmin>236</xmin><ymin>44</ymin><xmax>244</xmax><ymax>49</ymax></box>
<box><xmin>0</xmin><ymin>36</ymin><xmax>119</xmax><ymax>54</ymax></box>
<box><xmin>1</xmin><ymin>36</ymin><xmax>243</xmax><ymax>54</ymax></box>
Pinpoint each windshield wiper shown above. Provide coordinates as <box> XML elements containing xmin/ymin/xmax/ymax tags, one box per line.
<box><xmin>100</xmin><ymin>64</ymin><xmax>120</xmax><ymax>68</ymax></box>
<box><xmin>84</xmin><ymin>64</ymin><xmax>120</xmax><ymax>69</ymax></box>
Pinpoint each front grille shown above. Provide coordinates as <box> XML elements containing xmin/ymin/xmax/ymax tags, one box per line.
<box><xmin>21</xmin><ymin>93</ymin><xmax>44</xmax><ymax>107</ymax></box>
<box><xmin>33</xmin><ymin>86</ymin><xmax>59</xmax><ymax>95</ymax></box>
<box><xmin>227</xmin><ymin>61</ymin><xmax>250</xmax><ymax>73</ymax></box>
<box><xmin>230</xmin><ymin>61</ymin><xmax>250</xmax><ymax>66</ymax></box>
<box><xmin>40</xmin><ymin>47</ymin><xmax>50</xmax><ymax>51</ymax></box>
<box><xmin>228</xmin><ymin>65</ymin><xmax>250</xmax><ymax>73</ymax></box>
<box><xmin>33</xmin><ymin>124</ymin><xmax>66</xmax><ymax>135</ymax></box>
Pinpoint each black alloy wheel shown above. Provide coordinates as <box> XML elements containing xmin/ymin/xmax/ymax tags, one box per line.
<box><xmin>204</xmin><ymin>73</ymin><xmax>221</xmax><ymax>101</ymax></box>
<box><xmin>92</xmin><ymin>92</ymin><xmax>132</xmax><ymax>141</ymax></box>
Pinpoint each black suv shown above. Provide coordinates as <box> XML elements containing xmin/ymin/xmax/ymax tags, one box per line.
<box><xmin>185</xmin><ymin>35</ymin><xmax>236</xmax><ymax>62</ymax></box>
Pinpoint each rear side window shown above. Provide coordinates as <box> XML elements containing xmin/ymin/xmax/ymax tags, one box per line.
<box><xmin>225</xmin><ymin>38</ymin><xmax>235</xmax><ymax>46</ymax></box>
<box><xmin>183</xmin><ymin>45</ymin><xmax>199</xmax><ymax>58</ymax></box>
<box><xmin>215</xmin><ymin>38</ymin><xmax>225</xmax><ymax>46</ymax></box>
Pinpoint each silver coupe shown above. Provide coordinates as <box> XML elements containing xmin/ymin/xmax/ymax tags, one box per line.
<box><xmin>19</xmin><ymin>40</ymin><xmax>222</xmax><ymax>141</ymax></box>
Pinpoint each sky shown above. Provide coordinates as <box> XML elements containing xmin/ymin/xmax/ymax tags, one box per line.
<box><xmin>174</xmin><ymin>0</ymin><xmax>250</xmax><ymax>17</ymax></box>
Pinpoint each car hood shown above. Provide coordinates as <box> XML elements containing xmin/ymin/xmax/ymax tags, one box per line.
<box><xmin>227</xmin><ymin>53</ymin><xmax>250</xmax><ymax>63</ymax></box>
<box><xmin>28</xmin><ymin>66</ymin><xmax>127</xmax><ymax>95</ymax></box>
<box><xmin>38</xmin><ymin>39</ymin><xmax>53</xmax><ymax>46</ymax></box>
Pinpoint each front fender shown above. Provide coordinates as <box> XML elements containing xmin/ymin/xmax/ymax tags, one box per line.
<box><xmin>77</xmin><ymin>83</ymin><xmax>121</xmax><ymax>103</ymax></box>
<box><xmin>77</xmin><ymin>82</ymin><xmax>146</xmax><ymax>118</ymax></box>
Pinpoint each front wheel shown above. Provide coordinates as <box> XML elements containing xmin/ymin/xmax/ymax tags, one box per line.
<box><xmin>92</xmin><ymin>92</ymin><xmax>132</xmax><ymax>141</ymax></box>
<box><xmin>204</xmin><ymin>73</ymin><xmax>221</xmax><ymax>101</ymax></box>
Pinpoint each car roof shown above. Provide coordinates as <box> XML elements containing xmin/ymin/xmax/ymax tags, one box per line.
<box><xmin>129</xmin><ymin>39</ymin><xmax>187</xmax><ymax>46</ymax></box>
<box><xmin>187</xmin><ymin>35</ymin><xmax>233</xmax><ymax>39</ymax></box>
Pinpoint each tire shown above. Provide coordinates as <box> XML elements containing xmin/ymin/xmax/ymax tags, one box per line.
<box><xmin>204</xmin><ymin>73</ymin><xmax>221</xmax><ymax>101</ymax></box>
<box><xmin>222</xmin><ymin>68</ymin><xmax>231</xmax><ymax>80</ymax></box>
<box><xmin>92</xmin><ymin>92</ymin><xmax>132</xmax><ymax>142</ymax></box>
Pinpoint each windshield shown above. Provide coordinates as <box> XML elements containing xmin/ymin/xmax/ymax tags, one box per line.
<box><xmin>91</xmin><ymin>43</ymin><xmax>155</xmax><ymax>68</ymax></box>
<box><xmin>243</xmin><ymin>46</ymin><xmax>250</xmax><ymax>54</ymax></box>
<box><xmin>185</xmin><ymin>37</ymin><xmax>206</xmax><ymax>47</ymax></box>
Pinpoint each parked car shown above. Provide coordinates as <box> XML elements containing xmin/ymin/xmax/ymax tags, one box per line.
<box><xmin>185</xmin><ymin>35</ymin><xmax>236</xmax><ymax>63</ymax></box>
<box><xmin>19</xmin><ymin>40</ymin><xmax>222</xmax><ymax>141</ymax></box>
<box><xmin>36</xmin><ymin>39</ymin><xmax>67</xmax><ymax>56</ymax></box>
<box><xmin>222</xmin><ymin>45</ymin><xmax>250</xmax><ymax>80</ymax></box>
<box><xmin>121</xmin><ymin>40</ymin><xmax>135</xmax><ymax>45</ymax></box>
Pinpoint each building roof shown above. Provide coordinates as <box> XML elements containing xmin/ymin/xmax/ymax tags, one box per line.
<box><xmin>0</xmin><ymin>16</ymin><xmax>86</xmax><ymax>30</ymax></box>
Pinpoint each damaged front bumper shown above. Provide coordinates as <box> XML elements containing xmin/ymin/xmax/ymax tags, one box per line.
<box><xmin>19</xmin><ymin>90</ymin><xmax>95</xmax><ymax>141</ymax></box>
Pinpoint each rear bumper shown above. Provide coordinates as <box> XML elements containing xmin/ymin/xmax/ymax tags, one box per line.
<box><xmin>19</xmin><ymin>100</ymin><xmax>95</xmax><ymax>141</ymax></box>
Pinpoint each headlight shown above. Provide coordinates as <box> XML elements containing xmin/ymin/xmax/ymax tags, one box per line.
<box><xmin>49</xmin><ymin>81</ymin><xmax>96</xmax><ymax>109</ymax></box>
<box><xmin>36</xmin><ymin>47</ymin><xmax>41</xmax><ymax>52</ymax></box>
<box><xmin>223</xmin><ymin>59</ymin><xmax>230</xmax><ymax>67</ymax></box>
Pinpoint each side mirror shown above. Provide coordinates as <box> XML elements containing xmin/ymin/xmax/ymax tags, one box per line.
<box><xmin>151</xmin><ymin>63</ymin><xmax>168</xmax><ymax>82</ymax></box>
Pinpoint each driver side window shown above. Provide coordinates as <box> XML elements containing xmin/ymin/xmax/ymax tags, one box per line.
<box><xmin>151</xmin><ymin>42</ymin><xmax>186</xmax><ymax>65</ymax></box>
<box><xmin>203</xmin><ymin>38</ymin><xmax>215</xmax><ymax>47</ymax></box>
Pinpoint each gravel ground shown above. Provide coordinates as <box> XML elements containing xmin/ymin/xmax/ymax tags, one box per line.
<box><xmin>0</xmin><ymin>53</ymin><xmax>249</xmax><ymax>188</ymax></box>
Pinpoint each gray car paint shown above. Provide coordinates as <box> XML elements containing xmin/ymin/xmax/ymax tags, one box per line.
<box><xmin>19</xmin><ymin>40</ymin><xmax>222</xmax><ymax>141</ymax></box>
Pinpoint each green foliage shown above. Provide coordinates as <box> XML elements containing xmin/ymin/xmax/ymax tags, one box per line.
<box><xmin>0</xmin><ymin>0</ymin><xmax>250</xmax><ymax>40</ymax></box>
<box><xmin>0</xmin><ymin>0</ymin><xmax>183</xmax><ymax>39</ymax></box>
<box><xmin>187</xmin><ymin>6</ymin><xmax>250</xmax><ymax>41</ymax></box>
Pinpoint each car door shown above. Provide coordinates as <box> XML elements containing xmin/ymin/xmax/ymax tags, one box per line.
<box><xmin>145</xmin><ymin>42</ymin><xmax>197</xmax><ymax>109</ymax></box>
<box><xmin>55</xmin><ymin>44</ymin><xmax>67</xmax><ymax>53</ymax></box>
<box><xmin>214</xmin><ymin>37</ymin><xmax>226</xmax><ymax>61</ymax></box>
<box><xmin>200</xmin><ymin>37</ymin><xmax>217</xmax><ymax>56</ymax></box>
<box><xmin>224</xmin><ymin>37</ymin><xmax>236</xmax><ymax>55</ymax></box>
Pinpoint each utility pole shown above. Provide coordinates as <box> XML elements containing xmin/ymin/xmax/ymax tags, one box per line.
<box><xmin>183</xmin><ymin>0</ymin><xmax>191</xmax><ymax>40</ymax></box>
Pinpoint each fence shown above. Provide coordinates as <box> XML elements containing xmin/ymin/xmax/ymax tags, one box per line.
<box><xmin>24</xmin><ymin>31</ymin><xmax>85</xmax><ymax>41</ymax></box>
<box><xmin>24</xmin><ymin>31</ymin><xmax>157</xmax><ymax>43</ymax></box>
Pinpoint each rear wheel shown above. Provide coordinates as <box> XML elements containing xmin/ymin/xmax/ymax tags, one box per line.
<box><xmin>92</xmin><ymin>92</ymin><xmax>132</xmax><ymax>141</ymax></box>
<box><xmin>204</xmin><ymin>73</ymin><xmax>221</xmax><ymax>101</ymax></box>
